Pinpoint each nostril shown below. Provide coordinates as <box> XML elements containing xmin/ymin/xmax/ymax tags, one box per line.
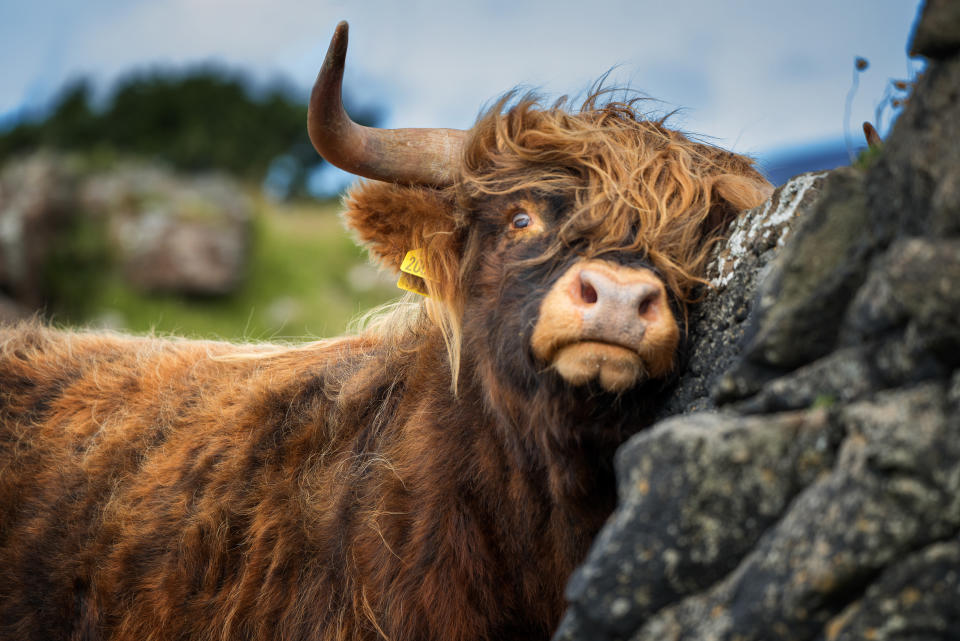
<box><xmin>580</xmin><ymin>279</ymin><xmax>598</xmax><ymax>305</ymax></box>
<box><xmin>637</xmin><ymin>291</ymin><xmax>657</xmax><ymax>316</ymax></box>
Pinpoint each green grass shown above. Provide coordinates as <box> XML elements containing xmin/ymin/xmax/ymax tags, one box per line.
<box><xmin>78</xmin><ymin>197</ymin><xmax>400</xmax><ymax>342</ymax></box>
<box><xmin>811</xmin><ymin>394</ymin><xmax>837</xmax><ymax>410</ymax></box>
<box><xmin>853</xmin><ymin>144</ymin><xmax>883</xmax><ymax>170</ymax></box>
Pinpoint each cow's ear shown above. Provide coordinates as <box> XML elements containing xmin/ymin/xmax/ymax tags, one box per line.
<box><xmin>343</xmin><ymin>181</ymin><xmax>461</xmax><ymax>288</ymax></box>
<box><xmin>704</xmin><ymin>171</ymin><xmax>773</xmax><ymax>234</ymax></box>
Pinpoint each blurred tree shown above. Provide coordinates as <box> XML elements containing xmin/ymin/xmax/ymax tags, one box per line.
<box><xmin>0</xmin><ymin>68</ymin><xmax>381</xmax><ymax>198</ymax></box>
<box><xmin>45</xmin><ymin>81</ymin><xmax>101</xmax><ymax>150</ymax></box>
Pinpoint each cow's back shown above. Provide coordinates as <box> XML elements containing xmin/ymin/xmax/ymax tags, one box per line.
<box><xmin>0</xmin><ymin>322</ymin><xmax>377</xmax><ymax>640</ymax></box>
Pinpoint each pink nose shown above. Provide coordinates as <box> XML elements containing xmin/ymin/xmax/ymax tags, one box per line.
<box><xmin>560</xmin><ymin>266</ymin><xmax>665</xmax><ymax>349</ymax></box>
<box><xmin>575</xmin><ymin>268</ymin><xmax>663</xmax><ymax>318</ymax></box>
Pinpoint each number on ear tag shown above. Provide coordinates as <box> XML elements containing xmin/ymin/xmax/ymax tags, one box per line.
<box><xmin>397</xmin><ymin>249</ymin><xmax>432</xmax><ymax>297</ymax></box>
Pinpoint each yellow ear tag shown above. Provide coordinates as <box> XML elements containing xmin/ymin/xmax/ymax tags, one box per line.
<box><xmin>397</xmin><ymin>249</ymin><xmax>432</xmax><ymax>297</ymax></box>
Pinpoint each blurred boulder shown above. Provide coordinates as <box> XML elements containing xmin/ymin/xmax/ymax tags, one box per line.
<box><xmin>0</xmin><ymin>153</ymin><xmax>253</xmax><ymax>320</ymax></box>
<box><xmin>0</xmin><ymin>294</ymin><xmax>29</xmax><ymax>323</ymax></box>
<box><xmin>82</xmin><ymin>165</ymin><xmax>252</xmax><ymax>296</ymax></box>
<box><xmin>0</xmin><ymin>152</ymin><xmax>82</xmax><ymax>310</ymax></box>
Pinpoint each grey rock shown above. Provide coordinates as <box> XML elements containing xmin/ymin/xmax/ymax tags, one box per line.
<box><xmin>820</xmin><ymin>541</ymin><xmax>960</xmax><ymax>641</ymax></box>
<box><xmin>120</xmin><ymin>216</ymin><xmax>249</xmax><ymax>295</ymax></box>
<box><xmin>557</xmin><ymin>409</ymin><xmax>842</xmax><ymax>641</ymax></box>
<box><xmin>910</xmin><ymin>0</ymin><xmax>960</xmax><ymax>60</ymax></box>
<box><xmin>844</xmin><ymin>238</ymin><xmax>960</xmax><ymax>341</ymax></box>
<box><xmin>557</xmin><ymin>10</ymin><xmax>960</xmax><ymax>640</ymax></box>
<box><xmin>866</xmin><ymin>55</ymin><xmax>960</xmax><ymax>238</ymax></box>
<box><xmin>741</xmin><ymin>168</ymin><xmax>870</xmax><ymax>369</ymax></box>
<box><xmin>631</xmin><ymin>384</ymin><xmax>960</xmax><ymax>641</ymax></box>
<box><xmin>0</xmin><ymin>153</ymin><xmax>254</xmax><ymax>314</ymax></box>
<box><xmin>0</xmin><ymin>153</ymin><xmax>81</xmax><ymax>308</ymax></box>
<box><xmin>730</xmin><ymin>346</ymin><xmax>879</xmax><ymax>415</ymax></box>
<box><xmin>655</xmin><ymin>171</ymin><xmax>828</xmax><ymax>418</ymax></box>
<box><xmin>713</xmin><ymin>167</ymin><xmax>874</xmax><ymax>404</ymax></box>
<box><xmin>0</xmin><ymin>294</ymin><xmax>29</xmax><ymax>324</ymax></box>
<box><xmin>730</xmin><ymin>236</ymin><xmax>960</xmax><ymax>415</ymax></box>
<box><xmin>82</xmin><ymin>165</ymin><xmax>253</xmax><ymax>296</ymax></box>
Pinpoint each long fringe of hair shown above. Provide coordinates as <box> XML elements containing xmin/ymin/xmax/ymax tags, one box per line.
<box><xmin>457</xmin><ymin>90</ymin><xmax>770</xmax><ymax>305</ymax></box>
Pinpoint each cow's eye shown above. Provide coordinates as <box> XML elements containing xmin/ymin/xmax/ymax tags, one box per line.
<box><xmin>511</xmin><ymin>212</ymin><xmax>532</xmax><ymax>229</ymax></box>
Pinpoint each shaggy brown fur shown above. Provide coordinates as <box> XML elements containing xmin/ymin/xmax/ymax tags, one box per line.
<box><xmin>0</xmin><ymin>93</ymin><xmax>771</xmax><ymax>641</ymax></box>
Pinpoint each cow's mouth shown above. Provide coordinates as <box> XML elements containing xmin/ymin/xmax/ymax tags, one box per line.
<box><xmin>550</xmin><ymin>341</ymin><xmax>645</xmax><ymax>393</ymax></box>
<box><xmin>530</xmin><ymin>259</ymin><xmax>680</xmax><ymax>392</ymax></box>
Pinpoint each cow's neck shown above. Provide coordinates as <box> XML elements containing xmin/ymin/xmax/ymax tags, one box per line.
<box><xmin>326</xmin><ymin>327</ymin><xmax>646</xmax><ymax>639</ymax></box>
<box><xmin>425</xmin><ymin>335</ymin><xmax>631</xmax><ymax>554</ymax></box>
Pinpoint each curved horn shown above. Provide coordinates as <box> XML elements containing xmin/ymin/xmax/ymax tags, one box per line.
<box><xmin>308</xmin><ymin>21</ymin><xmax>466</xmax><ymax>186</ymax></box>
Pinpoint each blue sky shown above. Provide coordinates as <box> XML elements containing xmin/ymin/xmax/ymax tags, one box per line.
<box><xmin>0</xmin><ymin>0</ymin><xmax>924</xmax><ymax>163</ymax></box>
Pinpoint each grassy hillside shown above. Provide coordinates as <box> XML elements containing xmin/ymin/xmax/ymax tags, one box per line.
<box><xmin>81</xmin><ymin>196</ymin><xmax>399</xmax><ymax>342</ymax></box>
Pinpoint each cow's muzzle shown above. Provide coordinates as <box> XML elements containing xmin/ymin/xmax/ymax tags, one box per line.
<box><xmin>531</xmin><ymin>260</ymin><xmax>679</xmax><ymax>392</ymax></box>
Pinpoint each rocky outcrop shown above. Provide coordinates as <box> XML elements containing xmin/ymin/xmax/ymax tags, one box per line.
<box><xmin>82</xmin><ymin>165</ymin><xmax>252</xmax><ymax>296</ymax></box>
<box><xmin>556</xmin><ymin>3</ymin><xmax>960</xmax><ymax>640</ymax></box>
<box><xmin>655</xmin><ymin>170</ymin><xmax>829</xmax><ymax>417</ymax></box>
<box><xmin>0</xmin><ymin>154</ymin><xmax>253</xmax><ymax>316</ymax></box>
<box><xmin>0</xmin><ymin>294</ymin><xmax>29</xmax><ymax>323</ymax></box>
<box><xmin>0</xmin><ymin>153</ymin><xmax>83</xmax><ymax>310</ymax></box>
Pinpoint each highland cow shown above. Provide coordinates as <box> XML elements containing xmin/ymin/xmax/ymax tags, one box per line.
<box><xmin>0</xmin><ymin>22</ymin><xmax>772</xmax><ymax>641</ymax></box>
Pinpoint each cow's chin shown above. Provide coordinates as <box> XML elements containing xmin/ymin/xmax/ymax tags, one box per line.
<box><xmin>550</xmin><ymin>342</ymin><xmax>646</xmax><ymax>393</ymax></box>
